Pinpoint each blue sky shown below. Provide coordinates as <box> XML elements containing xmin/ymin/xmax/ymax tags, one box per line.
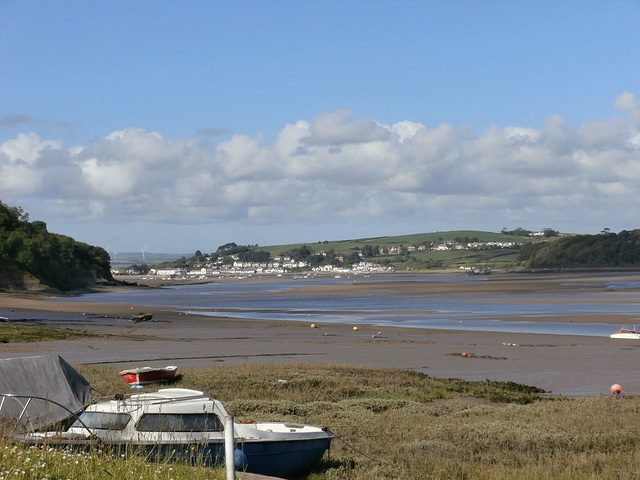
<box><xmin>1</xmin><ymin>1</ymin><xmax>640</xmax><ymax>254</ymax></box>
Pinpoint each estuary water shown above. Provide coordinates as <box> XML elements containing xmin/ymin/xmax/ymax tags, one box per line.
<box><xmin>52</xmin><ymin>275</ymin><xmax>640</xmax><ymax>338</ymax></box>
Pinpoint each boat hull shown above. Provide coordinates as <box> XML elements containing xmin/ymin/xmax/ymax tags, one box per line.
<box><xmin>119</xmin><ymin>366</ymin><xmax>177</xmax><ymax>385</ymax></box>
<box><xmin>147</xmin><ymin>437</ymin><xmax>332</xmax><ymax>478</ymax></box>
<box><xmin>22</xmin><ymin>435</ymin><xmax>332</xmax><ymax>479</ymax></box>
<box><xmin>610</xmin><ymin>329</ymin><xmax>640</xmax><ymax>339</ymax></box>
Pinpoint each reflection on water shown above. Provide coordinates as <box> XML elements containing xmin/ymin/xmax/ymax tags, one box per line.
<box><xmin>46</xmin><ymin>275</ymin><xmax>640</xmax><ymax>337</ymax></box>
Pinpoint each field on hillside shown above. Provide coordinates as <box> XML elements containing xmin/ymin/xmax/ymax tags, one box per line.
<box><xmin>387</xmin><ymin>246</ymin><xmax>523</xmax><ymax>269</ymax></box>
<box><xmin>259</xmin><ymin>230</ymin><xmax>536</xmax><ymax>254</ymax></box>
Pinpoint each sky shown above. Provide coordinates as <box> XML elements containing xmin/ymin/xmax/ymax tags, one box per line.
<box><xmin>1</xmin><ymin>1</ymin><xmax>640</xmax><ymax>254</ymax></box>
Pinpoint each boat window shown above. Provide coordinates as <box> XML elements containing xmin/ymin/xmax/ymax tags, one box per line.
<box><xmin>72</xmin><ymin>412</ymin><xmax>131</xmax><ymax>430</ymax></box>
<box><xmin>136</xmin><ymin>414</ymin><xmax>223</xmax><ymax>432</ymax></box>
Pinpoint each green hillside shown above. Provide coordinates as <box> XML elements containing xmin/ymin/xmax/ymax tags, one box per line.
<box><xmin>258</xmin><ymin>230</ymin><xmax>537</xmax><ymax>256</ymax></box>
<box><xmin>147</xmin><ymin>229</ymin><xmax>557</xmax><ymax>273</ymax></box>
<box><xmin>519</xmin><ymin>229</ymin><xmax>640</xmax><ymax>269</ymax></box>
<box><xmin>0</xmin><ymin>200</ymin><xmax>116</xmax><ymax>291</ymax></box>
<box><xmin>197</xmin><ymin>229</ymin><xmax>550</xmax><ymax>272</ymax></box>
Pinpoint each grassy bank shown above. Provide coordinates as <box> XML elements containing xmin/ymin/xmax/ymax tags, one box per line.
<box><xmin>0</xmin><ymin>323</ymin><xmax>100</xmax><ymax>343</ymax></box>
<box><xmin>4</xmin><ymin>364</ymin><xmax>640</xmax><ymax>479</ymax></box>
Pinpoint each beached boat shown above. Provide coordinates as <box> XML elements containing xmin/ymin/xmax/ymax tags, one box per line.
<box><xmin>610</xmin><ymin>328</ymin><xmax>640</xmax><ymax>339</ymax></box>
<box><xmin>18</xmin><ymin>388</ymin><xmax>333</xmax><ymax>479</ymax></box>
<box><xmin>132</xmin><ymin>312</ymin><xmax>153</xmax><ymax>322</ymax></box>
<box><xmin>119</xmin><ymin>365</ymin><xmax>178</xmax><ymax>385</ymax></box>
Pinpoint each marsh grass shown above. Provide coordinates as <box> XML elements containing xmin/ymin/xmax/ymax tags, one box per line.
<box><xmin>17</xmin><ymin>364</ymin><xmax>640</xmax><ymax>479</ymax></box>
<box><xmin>0</xmin><ymin>442</ymin><xmax>226</xmax><ymax>480</ymax></box>
<box><xmin>0</xmin><ymin>323</ymin><xmax>99</xmax><ymax>343</ymax></box>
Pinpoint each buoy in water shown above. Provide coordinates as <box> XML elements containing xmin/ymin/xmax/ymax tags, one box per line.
<box><xmin>611</xmin><ymin>384</ymin><xmax>622</xmax><ymax>395</ymax></box>
<box><xmin>310</xmin><ymin>324</ymin><xmax>316</xmax><ymax>328</ymax></box>
<box><xmin>353</xmin><ymin>326</ymin><xmax>359</xmax><ymax>331</ymax></box>
<box><xmin>462</xmin><ymin>352</ymin><xmax>469</xmax><ymax>357</ymax></box>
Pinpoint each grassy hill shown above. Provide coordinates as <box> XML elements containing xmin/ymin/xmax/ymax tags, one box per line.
<box><xmin>254</xmin><ymin>230</ymin><xmax>543</xmax><ymax>270</ymax></box>
<box><xmin>259</xmin><ymin>230</ymin><xmax>536</xmax><ymax>254</ymax></box>
<box><xmin>132</xmin><ymin>230</ymin><xmax>554</xmax><ymax>272</ymax></box>
<box><xmin>519</xmin><ymin>229</ymin><xmax>640</xmax><ymax>269</ymax></box>
<box><xmin>0</xmin><ymin>200</ymin><xmax>116</xmax><ymax>291</ymax></box>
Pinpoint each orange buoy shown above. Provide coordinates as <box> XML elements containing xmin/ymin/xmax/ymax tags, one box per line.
<box><xmin>462</xmin><ymin>352</ymin><xmax>468</xmax><ymax>357</ymax></box>
<box><xmin>353</xmin><ymin>326</ymin><xmax>359</xmax><ymax>331</ymax></box>
<box><xmin>310</xmin><ymin>324</ymin><xmax>316</xmax><ymax>328</ymax></box>
<box><xmin>611</xmin><ymin>384</ymin><xmax>622</xmax><ymax>395</ymax></box>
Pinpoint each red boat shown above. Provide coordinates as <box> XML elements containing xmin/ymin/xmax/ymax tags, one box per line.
<box><xmin>119</xmin><ymin>365</ymin><xmax>178</xmax><ymax>385</ymax></box>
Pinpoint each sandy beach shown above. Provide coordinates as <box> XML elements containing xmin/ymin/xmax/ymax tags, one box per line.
<box><xmin>2</xmin><ymin>271</ymin><xmax>640</xmax><ymax>397</ymax></box>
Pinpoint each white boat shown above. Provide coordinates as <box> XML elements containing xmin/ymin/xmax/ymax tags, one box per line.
<box><xmin>18</xmin><ymin>388</ymin><xmax>333</xmax><ymax>479</ymax></box>
<box><xmin>610</xmin><ymin>327</ymin><xmax>640</xmax><ymax>339</ymax></box>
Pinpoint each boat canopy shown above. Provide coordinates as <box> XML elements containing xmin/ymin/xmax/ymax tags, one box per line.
<box><xmin>0</xmin><ymin>355</ymin><xmax>91</xmax><ymax>432</ymax></box>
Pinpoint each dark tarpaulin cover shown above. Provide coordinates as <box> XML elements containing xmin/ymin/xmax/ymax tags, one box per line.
<box><xmin>0</xmin><ymin>355</ymin><xmax>91</xmax><ymax>432</ymax></box>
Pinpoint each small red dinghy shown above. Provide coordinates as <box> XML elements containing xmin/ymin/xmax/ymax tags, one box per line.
<box><xmin>119</xmin><ymin>365</ymin><xmax>178</xmax><ymax>385</ymax></box>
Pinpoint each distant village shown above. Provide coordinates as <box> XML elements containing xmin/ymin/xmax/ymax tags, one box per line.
<box><xmin>112</xmin><ymin>236</ymin><xmax>532</xmax><ymax>279</ymax></box>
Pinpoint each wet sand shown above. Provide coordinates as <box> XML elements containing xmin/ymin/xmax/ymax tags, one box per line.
<box><xmin>2</xmin><ymin>271</ymin><xmax>640</xmax><ymax>397</ymax></box>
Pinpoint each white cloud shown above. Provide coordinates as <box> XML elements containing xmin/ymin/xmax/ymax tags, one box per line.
<box><xmin>217</xmin><ymin>134</ymin><xmax>272</xmax><ymax>179</ymax></box>
<box><xmin>305</xmin><ymin>109</ymin><xmax>390</xmax><ymax>146</ymax></box>
<box><xmin>2</xmin><ymin>93</ymin><xmax>640</xmax><ymax>235</ymax></box>
<box><xmin>0</xmin><ymin>132</ymin><xmax>61</xmax><ymax>164</ymax></box>
<box><xmin>389</xmin><ymin>121</ymin><xmax>425</xmax><ymax>143</ymax></box>
<box><xmin>0</xmin><ymin>159</ymin><xmax>44</xmax><ymax>195</ymax></box>
<box><xmin>615</xmin><ymin>91</ymin><xmax>638</xmax><ymax>111</ymax></box>
<box><xmin>80</xmin><ymin>157</ymin><xmax>138</xmax><ymax>196</ymax></box>
<box><xmin>615</xmin><ymin>92</ymin><xmax>640</xmax><ymax>128</ymax></box>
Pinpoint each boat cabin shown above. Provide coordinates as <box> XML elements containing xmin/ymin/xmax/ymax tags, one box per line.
<box><xmin>69</xmin><ymin>389</ymin><xmax>229</xmax><ymax>443</ymax></box>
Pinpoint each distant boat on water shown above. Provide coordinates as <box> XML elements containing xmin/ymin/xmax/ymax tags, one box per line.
<box><xmin>610</xmin><ymin>327</ymin><xmax>640</xmax><ymax>339</ymax></box>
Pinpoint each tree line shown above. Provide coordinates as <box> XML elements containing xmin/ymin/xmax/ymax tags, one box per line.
<box><xmin>518</xmin><ymin>229</ymin><xmax>640</xmax><ymax>268</ymax></box>
<box><xmin>0</xmin><ymin>200</ymin><xmax>115</xmax><ymax>291</ymax></box>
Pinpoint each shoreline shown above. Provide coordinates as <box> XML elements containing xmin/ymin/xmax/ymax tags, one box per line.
<box><xmin>2</xmin><ymin>271</ymin><xmax>640</xmax><ymax>397</ymax></box>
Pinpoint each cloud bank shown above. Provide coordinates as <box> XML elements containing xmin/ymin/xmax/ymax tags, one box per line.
<box><xmin>2</xmin><ymin>93</ymin><xmax>639</xmax><ymax>234</ymax></box>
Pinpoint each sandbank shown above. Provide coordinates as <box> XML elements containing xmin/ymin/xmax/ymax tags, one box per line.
<box><xmin>1</xmin><ymin>271</ymin><xmax>640</xmax><ymax>397</ymax></box>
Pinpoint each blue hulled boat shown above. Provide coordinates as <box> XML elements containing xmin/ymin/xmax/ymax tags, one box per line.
<box><xmin>19</xmin><ymin>388</ymin><xmax>333</xmax><ymax>479</ymax></box>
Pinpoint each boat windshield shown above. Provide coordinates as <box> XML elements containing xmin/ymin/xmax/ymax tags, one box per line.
<box><xmin>137</xmin><ymin>414</ymin><xmax>223</xmax><ymax>432</ymax></box>
<box><xmin>72</xmin><ymin>412</ymin><xmax>131</xmax><ymax>430</ymax></box>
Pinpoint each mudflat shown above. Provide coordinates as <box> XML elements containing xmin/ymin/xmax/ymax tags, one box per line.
<box><xmin>1</xmin><ymin>271</ymin><xmax>640</xmax><ymax>397</ymax></box>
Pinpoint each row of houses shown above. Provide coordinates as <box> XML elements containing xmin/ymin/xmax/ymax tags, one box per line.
<box><xmin>117</xmin><ymin>258</ymin><xmax>393</xmax><ymax>278</ymax></box>
<box><xmin>385</xmin><ymin>240</ymin><xmax>522</xmax><ymax>254</ymax></box>
<box><xmin>312</xmin><ymin>262</ymin><xmax>393</xmax><ymax>274</ymax></box>
<box><xmin>149</xmin><ymin>263</ymin><xmax>306</xmax><ymax>277</ymax></box>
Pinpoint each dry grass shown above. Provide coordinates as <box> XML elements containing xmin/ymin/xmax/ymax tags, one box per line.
<box><xmin>79</xmin><ymin>363</ymin><xmax>545</xmax><ymax>405</ymax></box>
<box><xmin>7</xmin><ymin>363</ymin><xmax>638</xmax><ymax>479</ymax></box>
<box><xmin>0</xmin><ymin>442</ymin><xmax>226</xmax><ymax>480</ymax></box>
